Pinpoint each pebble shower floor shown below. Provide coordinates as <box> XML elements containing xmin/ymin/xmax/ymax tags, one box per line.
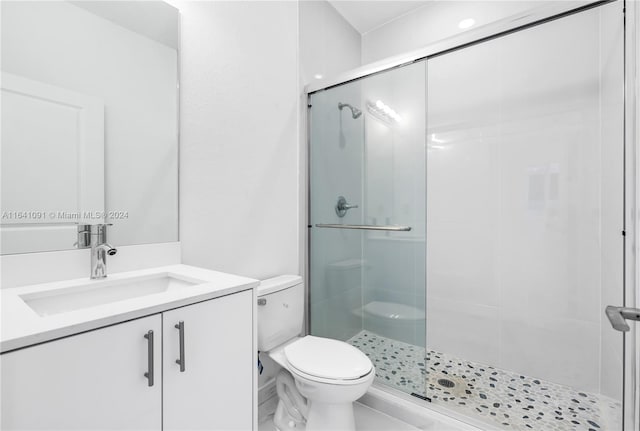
<box><xmin>348</xmin><ymin>330</ymin><xmax>621</xmax><ymax>431</ymax></box>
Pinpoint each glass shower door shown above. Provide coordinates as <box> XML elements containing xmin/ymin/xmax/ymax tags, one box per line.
<box><xmin>425</xmin><ymin>2</ymin><xmax>625</xmax><ymax>430</ymax></box>
<box><xmin>309</xmin><ymin>62</ymin><xmax>427</xmax><ymax>397</ymax></box>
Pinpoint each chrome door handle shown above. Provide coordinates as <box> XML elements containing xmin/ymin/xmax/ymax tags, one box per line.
<box><xmin>315</xmin><ymin>223</ymin><xmax>412</xmax><ymax>231</ymax></box>
<box><xmin>335</xmin><ymin>196</ymin><xmax>358</xmax><ymax>217</ymax></box>
<box><xmin>175</xmin><ymin>321</ymin><xmax>185</xmax><ymax>372</ymax></box>
<box><xmin>144</xmin><ymin>330</ymin><xmax>154</xmax><ymax>386</ymax></box>
<box><xmin>605</xmin><ymin>306</ymin><xmax>640</xmax><ymax>332</ymax></box>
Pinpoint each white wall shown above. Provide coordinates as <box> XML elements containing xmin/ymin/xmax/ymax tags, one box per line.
<box><xmin>172</xmin><ymin>0</ymin><xmax>360</xmax><ymax>281</ymax></box>
<box><xmin>0</xmin><ymin>243</ymin><xmax>180</xmax><ymax>288</ymax></box>
<box><xmin>1</xmin><ymin>1</ymin><xmax>179</xmax><ymax>248</ymax></box>
<box><xmin>361</xmin><ymin>1</ymin><xmax>553</xmax><ymax>64</ymax></box>
<box><xmin>299</xmin><ymin>0</ymin><xmax>361</xmax><ymax>85</ymax></box>
<box><xmin>174</xmin><ymin>1</ymin><xmax>299</xmax><ymax>280</ymax></box>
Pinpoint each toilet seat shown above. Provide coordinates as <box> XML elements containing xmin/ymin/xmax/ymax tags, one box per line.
<box><xmin>287</xmin><ymin>362</ymin><xmax>374</xmax><ymax>386</ymax></box>
<box><xmin>284</xmin><ymin>336</ymin><xmax>373</xmax><ymax>384</ymax></box>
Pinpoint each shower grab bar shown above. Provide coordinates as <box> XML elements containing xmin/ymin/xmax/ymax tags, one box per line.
<box><xmin>315</xmin><ymin>223</ymin><xmax>412</xmax><ymax>232</ymax></box>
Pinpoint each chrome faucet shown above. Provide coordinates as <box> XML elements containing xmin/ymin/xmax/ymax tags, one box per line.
<box><xmin>78</xmin><ymin>224</ymin><xmax>117</xmax><ymax>279</ymax></box>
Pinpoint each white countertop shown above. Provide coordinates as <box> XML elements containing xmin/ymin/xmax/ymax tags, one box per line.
<box><xmin>1</xmin><ymin>264</ymin><xmax>259</xmax><ymax>353</ymax></box>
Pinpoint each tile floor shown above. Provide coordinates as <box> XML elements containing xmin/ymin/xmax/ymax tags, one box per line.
<box><xmin>258</xmin><ymin>401</ymin><xmax>420</xmax><ymax>431</ymax></box>
<box><xmin>348</xmin><ymin>330</ymin><xmax>621</xmax><ymax>431</ymax></box>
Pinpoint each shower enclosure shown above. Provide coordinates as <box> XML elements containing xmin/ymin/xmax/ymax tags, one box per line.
<box><xmin>307</xmin><ymin>2</ymin><xmax>635</xmax><ymax>430</ymax></box>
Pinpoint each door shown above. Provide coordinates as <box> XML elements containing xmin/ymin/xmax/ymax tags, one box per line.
<box><xmin>0</xmin><ymin>315</ymin><xmax>161</xmax><ymax>430</ymax></box>
<box><xmin>0</xmin><ymin>72</ymin><xmax>104</xmax><ymax>254</ymax></box>
<box><xmin>425</xmin><ymin>2</ymin><xmax>626</xmax><ymax>430</ymax></box>
<box><xmin>308</xmin><ymin>62</ymin><xmax>427</xmax><ymax>398</ymax></box>
<box><xmin>162</xmin><ymin>290</ymin><xmax>253</xmax><ymax>431</ymax></box>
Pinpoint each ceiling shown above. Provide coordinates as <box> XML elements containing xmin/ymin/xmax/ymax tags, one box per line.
<box><xmin>328</xmin><ymin>1</ymin><xmax>431</xmax><ymax>34</ymax></box>
<box><xmin>71</xmin><ymin>1</ymin><xmax>179</xmax><ymax>49</ymax></box>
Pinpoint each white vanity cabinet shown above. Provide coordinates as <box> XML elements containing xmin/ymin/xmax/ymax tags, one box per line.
<box><xmin>1</xmin><ymin>289</ymin><xmax>254</xmax><ymax>431</ymax></box>
<box><xmin>1</xmin><ymin>314</ymin><xmax>163</xmax><ymax>430</ymax></box>
<box><xmin>163</xmin><ymin>289</ymin><xmax>253</xmax><ymax>431</ymax></box>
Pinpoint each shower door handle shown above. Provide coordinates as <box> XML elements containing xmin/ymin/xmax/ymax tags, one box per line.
<box><xmin>315</xmin><ymin>224</ymin><xmax>412</xmax><ymax>232</ymax></box>
<box><xmin>605</xmin><ymin>306</ymin><xmax>640</xmax><ymax>332</ymax></box>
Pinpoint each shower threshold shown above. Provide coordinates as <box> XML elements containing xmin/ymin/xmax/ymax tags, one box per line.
<box><xmin>348</xmin><ymin>330</ymin><xmax>621</xmax><ymax>431</ymax></box>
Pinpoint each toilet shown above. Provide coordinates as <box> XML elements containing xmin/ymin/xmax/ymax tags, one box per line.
<box><xmin>258</xmin><ymin>275</ymin><xmax>375</xmax><ymax>431</ymax></box>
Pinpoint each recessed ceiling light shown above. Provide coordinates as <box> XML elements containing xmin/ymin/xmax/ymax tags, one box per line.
<box><xmin>458</xmin><ymin>18</ymin><xmax>475</xmax><ymax>29</ymax></box>
<box><xmin>313</xmin><ymin>74</ymin><xmax>323</xmax><ymax>80</ymax></box>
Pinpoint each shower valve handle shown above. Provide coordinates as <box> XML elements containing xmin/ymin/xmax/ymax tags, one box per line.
<box><xmin>335</xmin><ymin>196</ymin><xmax>358</xmax><ymax>217</ymax></box>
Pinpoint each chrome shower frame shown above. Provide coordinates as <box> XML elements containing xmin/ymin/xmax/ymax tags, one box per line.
<box><xmin>303</xmin><ymin>1</ymin><xmax>637</xmax><ymax>429</ymax></box>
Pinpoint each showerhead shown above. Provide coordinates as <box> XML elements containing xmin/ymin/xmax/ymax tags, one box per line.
<box><xmin>338</xmin><ymin>102</ymin><xmax>362</xmax><ymax>119</ymax></box>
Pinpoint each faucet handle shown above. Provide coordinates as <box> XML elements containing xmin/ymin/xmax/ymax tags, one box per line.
<box><xmin>335</xmin><ymin>196</ymin><xmax>358</xmax><ymax>217</ymax></box>
<box><xmin>76</xmin><ymin>225</ymin><xmax>91</xmax><ymax>249</ymax></box>
<box><xmin>76</xmin><ymin>223</ymin><xmax>114</xmax><ymax>246</ymax></box>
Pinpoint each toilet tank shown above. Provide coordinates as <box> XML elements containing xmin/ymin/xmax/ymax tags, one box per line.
<box><xmin>257</xmin><ymin>275</ymin><xmax>304</xmax><ymax>352</ymax></box>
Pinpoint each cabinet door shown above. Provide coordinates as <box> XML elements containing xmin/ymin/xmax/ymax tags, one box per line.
<box><xmin>163</xmin><ymin>290</ymin><xmax>253</xmax><ymax>430</ymax></box>
<box><xmin>1</xmin><ymin>315</ymin><xmax>162</xmax><ymax>430</ymax></box>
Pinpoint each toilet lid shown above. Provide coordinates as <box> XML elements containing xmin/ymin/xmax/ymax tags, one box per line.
<box><xmin>284</xmin><ymin>336</ymin><xmax>372</xmax><ymax>380</ymax></box>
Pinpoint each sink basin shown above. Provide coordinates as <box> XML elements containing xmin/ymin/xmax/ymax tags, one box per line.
<box><xmin>20</xmin><ymin>273</ymin><xmax>205</xmax><ymax>317</ymax></box>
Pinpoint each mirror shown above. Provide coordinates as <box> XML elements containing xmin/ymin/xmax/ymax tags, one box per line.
<box><xmin>1</xmin><ymin>1</ymin><xmax>179</xmax><ymax>254</ymax></box>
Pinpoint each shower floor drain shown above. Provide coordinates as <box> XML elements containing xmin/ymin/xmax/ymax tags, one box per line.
<box><xmin>427</xmin><ymin>373</ymin><xmax>470</xmax><ymax>397</ymax></box>
<box><xmin>437</xmin><ymin>378</ymin><xmax>455</xmax><ymax>388</ymax></box>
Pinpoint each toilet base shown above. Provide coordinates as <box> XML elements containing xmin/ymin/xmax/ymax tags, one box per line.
<box><xmin>274</xmin><ymin>399</ymin><xmax>306</xmax><ymax>431</ymax></box>
<box><xmin>306</xmin><ymin>401</ymin><xmax>356</xmax><ymax>431</ymax></box>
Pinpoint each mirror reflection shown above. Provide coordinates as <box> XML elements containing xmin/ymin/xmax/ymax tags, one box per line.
<box><xmin>1</xmin><ymin>1</ymin><xmax>179</xmax><ymax>254</ymax></box>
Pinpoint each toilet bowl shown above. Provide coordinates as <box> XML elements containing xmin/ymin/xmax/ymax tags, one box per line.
<box><xmin>258</xmin><ymin>276</ymin><xmax>375</xmax><ymax>431</ymax></box>
<box><xmin>269</xmin><ymin>336</ymin><xmax>374</xmax><ymax>431</ymax></box>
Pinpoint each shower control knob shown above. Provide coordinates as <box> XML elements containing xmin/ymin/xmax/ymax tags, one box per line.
<box><xmin>335</xmin><ymin>196</ymin><xmax>358</xmax><ymax>217</ymax></box>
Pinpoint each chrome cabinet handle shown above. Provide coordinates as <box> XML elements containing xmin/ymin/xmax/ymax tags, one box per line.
<box><xmin>606</xmin><ymin>306</ymin><xmax>640</xmax><ymax>332</ymax></box>
<box><xmin>143</xmin><ymin>330</ymin><xmax>154</xmax><ymax>387</ymax></box>
<box><xmin>175</xmin><ymin>321</ymin><xmax>185</xmax><ymax>372</ymax></box>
